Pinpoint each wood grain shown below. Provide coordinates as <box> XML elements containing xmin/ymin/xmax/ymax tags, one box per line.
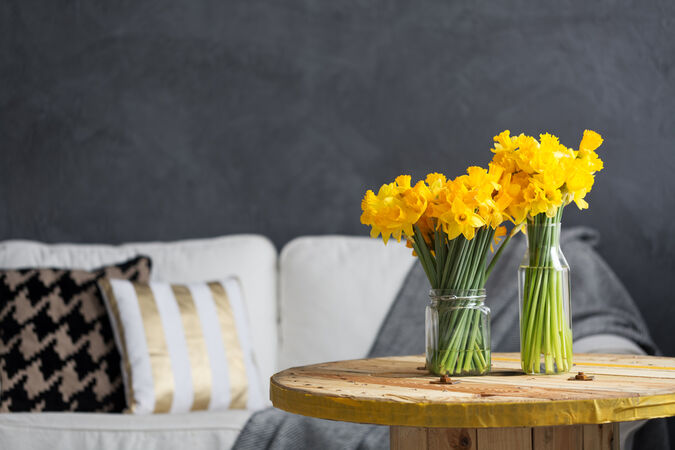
<box><xmin>533</xmin><ymin>425</ymin><xmax>582</xmax><ymax>449</ymax></box>
<box><xmin>582</xmin><ymin>423</ymin><xmax>619</xmax><ymax>450</ymax></box>
<box><xmin>391</xmin><ymin>426</ymin><xmax>427</xmax><ymax>450</ymax></box>
<box><xmin>271</xmin><ymin>353</ymin><xmax>675</xmax><ymax>428</ymax></box>
<box><xmin>392</xmin><ymin>425</ymin><xmax>618</xmax><ymax>449</ymax></box>
<box><xmin>427</xmin><ymin>428</ymin><xmax>476</xmax><ymax>450</ymax></box>
<box><xmin>476</xmin><ymin>428</ymin><xmax>532</xmax><ymax>450</ymax></box>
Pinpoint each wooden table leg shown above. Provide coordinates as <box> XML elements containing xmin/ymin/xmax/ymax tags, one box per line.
<box><xmin>390</xmin><ymin>423</ymin><xmax>619</xmax><ymax>450</ymax></box>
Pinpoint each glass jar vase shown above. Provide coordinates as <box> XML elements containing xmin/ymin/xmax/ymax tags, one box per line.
<box><xmin>518</xmin><ymin>220</ymin><xmax>573</xmax><ymax>374</ymax></box>
<box><xmin>425</xmin><ymin>289</ymin><xmax>491</xmax><ymax>376</ymax></box>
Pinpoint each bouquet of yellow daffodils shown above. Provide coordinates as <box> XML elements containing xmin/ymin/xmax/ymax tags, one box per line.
<box><xmin>489</xmin><ymin>129</ymin><xmax>604</xmax><ymax>374</ymax></box>
<box><xmin>361</xmin><ymin>129</ymin><xmax>603</xmax><ymax>377</ymax></box>
<box><xmin>361</xmin><ymin>168</ymin><xmax>512</xmax><ymax>376</ymax></box>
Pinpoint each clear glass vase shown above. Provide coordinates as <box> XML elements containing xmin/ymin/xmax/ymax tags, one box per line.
<box><xmin>518</xmin><ymin>220</ymin><xmax>573</xmax><ymax>374</ymax></box>
<box><xmin>425</xmin><ymin>289</ymin><xmax>491</xmax><ymax>376</ymax></box>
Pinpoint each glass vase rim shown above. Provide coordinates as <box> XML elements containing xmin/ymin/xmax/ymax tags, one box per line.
<box><xmin>429</xmin><ymin>288</ymin><xmax>486</xmax><ymax>299</ymax></box>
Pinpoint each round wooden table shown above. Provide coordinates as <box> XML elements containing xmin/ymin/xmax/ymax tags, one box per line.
<box><xmin>270</xmin><ymin>353</ymin><xmax>675</xmax><ymax>449</ymax></box>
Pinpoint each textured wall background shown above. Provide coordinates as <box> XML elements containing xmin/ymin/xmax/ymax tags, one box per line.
<box><xmin>1</xmin><ymin>0</ymin><xmax>674</xmax><ymax>443</ymax></box>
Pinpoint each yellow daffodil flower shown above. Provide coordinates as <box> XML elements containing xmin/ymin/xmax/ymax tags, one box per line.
<box><xmin>579</xmin><ymin>129</ymin><xmax>603</xmax><ymax>152</ymax></box>
<box><xmin>487</xmin><ymin>129</ymin><xmax>604</xmax><ymax>220</ymax></box>
<box><xmin>438</xmin><ymin>198</ymin><xmax>485</xmax><ymax>240</ymax></box>
<box><xmin>360</xmin><ymin>175</ymin><xmax>428</xmax><ymax>244</ymax></box>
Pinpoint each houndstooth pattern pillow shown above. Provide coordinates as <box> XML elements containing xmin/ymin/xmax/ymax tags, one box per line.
<box><xmin>0</xmin><ymin>256</ymin><xmax>151</xmax><ymax>412</ymax></box>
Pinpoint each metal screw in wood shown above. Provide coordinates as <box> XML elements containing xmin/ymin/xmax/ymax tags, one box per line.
<box><xmin>569</xmin><ymin>371</ymin><xmax>595</xmax><ymax>381</ymax></box>
<box><xmin>430</xmin><ymin>373</ymin><xmax>460</xmax><ymax>385</ymax></box>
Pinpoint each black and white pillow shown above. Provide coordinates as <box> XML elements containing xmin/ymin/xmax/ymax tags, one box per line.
<box><xmin>0</xmin><ymin>256</ymin><xmax>152</xmax><ymax>412</ymax></box>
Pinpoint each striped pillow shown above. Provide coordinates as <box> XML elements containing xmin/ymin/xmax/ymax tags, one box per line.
<box><xmin>98</xmin><ymin>277</ymin><xmax>264</xmax><ymax>414</ymax></box>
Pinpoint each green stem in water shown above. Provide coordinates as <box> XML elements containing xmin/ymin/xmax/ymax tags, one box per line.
<box><xmin>520</xmin><ymin>207</ymin><xmax>573</xmax><ymax>374</ymax></box>
<box><xmin>485</xmin><ymin>229</ymin><xmax>514</xmax><ymax>280</ymax></box>
<box><xmin>426</xmin><ymin>224</ymin><xmax>496</xmax><ymax>376</ymax></box>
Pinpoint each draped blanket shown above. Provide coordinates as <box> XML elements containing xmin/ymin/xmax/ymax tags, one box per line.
<box><xmin>233</xmin><ymin>228</ymin><xmax>668</xmax><ymax>450</ymax></box>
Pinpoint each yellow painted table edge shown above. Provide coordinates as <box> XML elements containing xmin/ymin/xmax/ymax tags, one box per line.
<box><xmin>270</xmin><ymin>378</ymin><xmax>675</xmax><ymax>429</ymax></box>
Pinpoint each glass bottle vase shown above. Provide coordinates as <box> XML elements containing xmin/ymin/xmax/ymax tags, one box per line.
<box><xmin>518</xmin><ymin>220</ymin><xmax>573</xmax><ymax>374</ymax></box>
<box><xmin>425</xmin><ymin>289</ymin><xmax>491</xmax><ymax>376</ymax></box>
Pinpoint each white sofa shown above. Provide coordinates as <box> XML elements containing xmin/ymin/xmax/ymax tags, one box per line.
<box><xmin>0</xmin><ymin>234</ymin><xmax>644</xmax><ymax>449</ymax></box>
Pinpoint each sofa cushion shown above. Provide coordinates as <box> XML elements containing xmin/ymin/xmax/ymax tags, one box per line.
<box><xmin>0</xmin><ymin>235</ymin><xmax>277</xmax><ymax>399</ymax></box>
<box><xmin>278</xmin><ymin>236</ymin><xmax>415</xmax><ymax>370</ymax></box>
<box><xmin>0</xmin><ymin>409</ymin><xmax>252</xmax><ymax>450</ymax></box>
<box><xmin>0</xmin><ymin>256</ymin><xmax>151</xmax><ymax>412</ymax></box>
<box><xmin>100</xmin><ymin>277</ymin><xmax>264</xmax><ymax>413</ymax></box>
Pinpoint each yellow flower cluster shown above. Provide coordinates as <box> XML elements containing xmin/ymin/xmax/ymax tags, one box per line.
<box><xmin>489</xmin><ymin>130</ymin><xmax>604</xmax><ymax>221</ymax></box>
<box><xmin>360</xmin><ymin>175</ymin><xmax>428</xmax><ymax>244</ymax></box>
<box><xmin>360</xmin><ymin>167</ymin><xmax>509</xmax><ymax>243</ymax></box>
<box><xmin>360</xmin><ymin>129</ymin><xmax>603</xmax><ymax>245</ymax></box>
<box><xmin>426</xmin><ymin>167</ymin><xmax>507</xmax><ymax>240</ymax></box>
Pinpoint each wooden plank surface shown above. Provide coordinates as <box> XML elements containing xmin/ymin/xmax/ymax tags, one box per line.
<box><xmin>533</xmin><ymin>426</ymin><xmax>582</xmax><ymax>450</ymax></box>
<box><xmin>392</xmin><ymin>425</ymin><xmax>617</xmax><ymax>449</ymax></box>
<box><xmin>582</xmin><ymin>423</ymin><xmax>619</xmax><ymax>450</ymax></box>
<box><xmin>476</xmin><ymin>428</ymin><xmax>532</xmax><ymax>450</ymax></box>
<box><xmin>271</xmin><ymin>353</ymin><xmax>675</xmax><ymax>428</ymax></box>
<box><xmin>427</xmin><ymin>428</ymin><xmax>476</xmax><ymax>450</ymax></box>
<box><xmin>391</xmin><ymin>426</ymin><xmax>427</xmax><ymax>450</ymax></box>
<box><xmin>391</xmin><ymin>427</ymin><xmax>478</xmax><ymax>450</ymax></box>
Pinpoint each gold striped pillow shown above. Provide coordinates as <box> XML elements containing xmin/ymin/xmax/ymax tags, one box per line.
<box><xmin>98</xmin><ymin>277</ymin><xmax>264</xmax><ymax>414</ymax></box>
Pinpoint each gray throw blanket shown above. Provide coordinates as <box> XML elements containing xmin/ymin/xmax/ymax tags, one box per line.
<box><xmin>233</xmin><ymin>228</ymin><xmax>668</xmax><ymax>450</ymax></box>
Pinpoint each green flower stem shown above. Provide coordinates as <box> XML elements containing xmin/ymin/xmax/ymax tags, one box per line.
<box><xmin>410</xmin><ymin>229</ymin><xmax>435</xmax><ymax>287</ymax></box>
<box><xmin>440</xmin><ymin>307</ymin><xmax>470</xmax><ymax>368</ymax></box>
<box><xmin>425</xmin><ymin>225</ymin><xmax>506</xmax><ymax>376</ymax></box>
<box><xmin>456</xmin><ymin>307</ymin><xmax>476</xmax><ymax>370</ymax></box>
<box><xmin>439</xmin><ymin>236</ymin><xmax>455</xmax><ymax>288</ymax></box>
<box><xmin>474</xmin><ymin>340</ymin><xmax>487</xmax><ymax>368</ymax></box>
<box><xmin>434</xmin><ymin>228</ymin><xmax>443</xmax><ymax>285</ymax></box>
<box><xmin>463</xmin><ymin>311</ymin><xmax>481</xmax><ymax>372</ymax></box>
<box><xmin>446</xmin><ymin>239</ymin><xmax>468</xmax><ymax>289</ymax></box>
<box><xmin>544</xmin><ymin>287</ymin><xmax>553</xmax><ymax>374</ymax></box>
<box><xmin>549</xmin><ymin>268</ymin><xmax>563</xmax><ymax>371</ymax></box>
<box><xmin>485</xmin><ymin>230</ymin><xmax>513</xmax><ymax>279</ymax></box>
<box><xmin>420</xmin><ymin>223</ymin><xmax>515</xmax><ymax>375</ymax></box>
<box><xmin>522</xmin><ymin>218</ymin><xmax>551</xmax><ymax>372</ymax></box>
<box><xmin>520</xmin><ymin>208</ymin><xmax>572</xmax><ymax>374</ymax></box>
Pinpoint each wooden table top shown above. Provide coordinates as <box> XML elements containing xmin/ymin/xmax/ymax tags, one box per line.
<box><xmin>270</xmin><ymin>353</ymin><xmax>675</xmax><ymax>428</ymax></box>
